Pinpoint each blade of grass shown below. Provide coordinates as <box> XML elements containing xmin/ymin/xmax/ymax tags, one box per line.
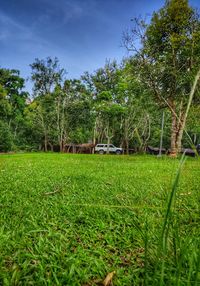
<box><xmin>160</xmin><ymin>153</ymin><xmax>186</xmax><ymax>286</ymax></box>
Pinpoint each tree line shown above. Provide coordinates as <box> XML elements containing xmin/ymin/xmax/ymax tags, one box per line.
<box><xmin>0</xmin><ymin>0</ymin><xmax>200</xmax><ymax>156</ymax></box>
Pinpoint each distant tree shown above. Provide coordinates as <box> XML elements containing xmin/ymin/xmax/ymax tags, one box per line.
<box><xmin>30</xmin><ymin>57</ymin><xmax>65</xmax><ymax>96</ymax></box>
<box><xmin>82</xmin><ymin>61</ymin><xmax>125</xmax><ymax>151</ymax></box>
<box><xmin>123</xmin><ymin>0</ymin><xmax>200</xmax><ymax>155</ymax></box>
<box><xmin>30</xmin><ymin>57</ymin><xmax>66</xmax><ymax>151</ymax></box>
<box><xmin>116</xmin><ymin>62</ymin><xmax>153</xmax><ymax>153</ymax></box>
<box><xmin>0</xmin><ymin>68</ymin><xmax>27</xmax><ymax>149</ymax></box>
<box><xmin>64</xmin><ymin>79</ymin><xmax>93</xmax><ymax>145</ymax></box>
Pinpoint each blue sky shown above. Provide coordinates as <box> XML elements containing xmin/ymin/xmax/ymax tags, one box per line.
<box><xmin>0</xmin><ymin>0</ymin><xmax>200</xmax><ymax>92</ymax></box>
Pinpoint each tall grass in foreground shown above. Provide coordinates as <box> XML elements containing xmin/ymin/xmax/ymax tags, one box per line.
<box><xmin>160</xmin><ymin>154</ymin><xmax>186</xmax><ymax>286</ymax></box>
<box><xmin>140</xmin><ymin>153</ymin><xmax>200</xmax><ymax>286</ymax></box>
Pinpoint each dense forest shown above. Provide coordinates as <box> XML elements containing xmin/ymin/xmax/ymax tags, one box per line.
<box><xmin>1</xmin><ymin>0</ymin><xmax>200</xmax><ymax>156</ymax></box>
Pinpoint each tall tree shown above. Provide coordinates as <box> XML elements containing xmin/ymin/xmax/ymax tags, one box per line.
<box><xmin>30</xmin><ymin>57</ymin><xmax>65</xmax><ymax>97</ymax></box>
<box><xmin>0</xmin><ymin>68</ymin><xmax>27</xmax><ymax>150</ymax></box>
<box><xmin>82</xmin><ymin>61</ymin><xmax>124</xmax><ymax>150</ymax></box>
<box><xmin>30</xmin><ymin>57</ymin><xmax>66</xmax><ymax>151</ymax></box>
<box><xmin>123</xmin><ymin>0</ymin><xmax>200</xmax><ymax>155</ymax></box>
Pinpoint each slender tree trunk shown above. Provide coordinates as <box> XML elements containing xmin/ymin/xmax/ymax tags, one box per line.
<box><xmin>39</xmin><ymin>111</ymin><xmax>48</xmax><ymax>152</ymax></box>
<box><xmin>60</xmin><ymin>98</ymin><xmax>66</xmax><ymax>153</ymax></box>
<box><xmin>106</xmin><ymin>123</ymin><xmax>110</xmax><ymax>154</ymax></box>
<box><xmin>124</xmin><ymin>118</ymin><xmax>129</xmax><ymax>155</ymax></box>
<box><xmin>56</xmin><ymin>96</ymin><xmax>61</xmax><ymax>152</ymax></box>
<box><xmin>44</xmin><ymin>132</ymin><xmax>48</xmax><ymax>152</ymax></box>
<box><xmin>170</xmin><ymin>109</ymin><xmax>177</xmax><ymax>156</ymax></box>
<box><xmin>59</xmin><ymin>140</ymin><xmax>63</xmax><ymax>152</ymax></box>
<box><xmin>14</xmin><ymin>124</ymin><xmax>18</xmax><ymax>139</ymax></box>
<box><xmin>135</xmin><ymin>128</ymin><xmax>143</xmax><ymax>152</ymax></box>
<box><xmin>176</xmin><ymin>112</ymin><xmax>184</xmax><ymax>153</ymax></box>
<box><xmin>49</xmin><ymin>142</ymin><xmax>53</xmax><ymax>152</ymax></box>
<box><xmin>143</xmin><ymin>113</ymin><xmax>151</xmax><ymax>152</ymax></box>
<box><xmin>8</xmin><ymin>119</ymin><xmax>12</xmax><ymax>129</ymax></box>
<box><xmin>107</xmin><ymin>135</ymin><xmax>110</xmax><ymax>154</ymax></box>
<box><xmin>158</xmin><ymin>111</ymin><xmax>165</xmax><ymax>156</ymax></box>
<box><xmin>92</xmin><ymin>119</ymin><xmax>97</xmax><ymax>154</ymax></box>
<box><xmin>194</xmin><ymin>133</ymin><xmax>197</xmax><ymax>145</ymax></box>
<box><xmin>105</xmin><ymin>123</ymin><xmax>113</xmax><ymax>154</ymax></box>
<box><xmin>126</xmin><ymin>139</ymin><xmax>129</xmax><ymax>155</ymax></box>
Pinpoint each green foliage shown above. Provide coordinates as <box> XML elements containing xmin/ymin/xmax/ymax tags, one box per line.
<box><xmin>0</xmin><ymin>68</ymin><xmax>28</xmax><ymax>150</ymax></box>
<box><xmin>123</xmin><ymin>0</ymin><xmax>200</xmax><ymax>154</ymax></box>
<box><xmin>30</xmin><ymin>57</ymin><xmax>65</xmax><ymax>96</ymax></box>
<box><xmin>136</xmin><ymin>0</ymin><xmax>200</xmax><ymax>106</ymax></box>
<box><xmin>0</xmin><ymin>121</ymin><xmax>13</xmax><ymax>152</ymax></box>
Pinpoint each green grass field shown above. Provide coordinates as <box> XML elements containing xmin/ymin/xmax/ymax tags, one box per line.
<box><xmin>0</xmin><ymin>153</ymin><xmax>199</xmax><ymax>285</ymax></box>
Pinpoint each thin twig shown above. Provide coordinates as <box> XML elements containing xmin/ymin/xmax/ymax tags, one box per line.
<box><xmin>43</xmin><ymin>189</ymin><xmax>61</xmax><ymax>196</ymax></box>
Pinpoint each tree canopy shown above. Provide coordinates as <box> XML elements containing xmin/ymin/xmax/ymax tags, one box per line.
<box><xmin>1</xmin><ymin>0</ymin><xmax>200</xmax><ymax>155</ymax></box>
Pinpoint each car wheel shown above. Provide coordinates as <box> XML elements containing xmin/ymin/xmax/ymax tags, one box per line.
<box><xmin>116</xmin><ymin>150</ymin><xmax>121</xmax><ymax>155</ymax></box>
<box><xmin>99</xmin><ymin>150</ymin><xmax>104</xmax><ymax>154</ymax></box>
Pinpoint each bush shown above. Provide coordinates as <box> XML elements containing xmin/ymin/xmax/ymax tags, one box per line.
<box><xmin>0</xmin><ymin>121</ymin><xmax>13</xmax><ymax>152</ymax></box>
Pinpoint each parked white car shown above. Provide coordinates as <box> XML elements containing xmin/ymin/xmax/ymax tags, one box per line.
<box><xmin>95</xmin><ymin>144</ymin><xmax>123</xmax><ymax>154</ymax></box>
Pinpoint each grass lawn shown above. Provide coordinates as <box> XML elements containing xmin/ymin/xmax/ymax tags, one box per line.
<box><xmin>0</xmin><ymin>153</ymin><xmax>199</xmax><ymax>285</ymax></box>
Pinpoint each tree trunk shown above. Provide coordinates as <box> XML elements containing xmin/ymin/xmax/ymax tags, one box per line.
<box><xmin>107</xmin><ymin>136</ymin><xmax>110</xmax><ymax>154</ymax></box>
<box><xmin>44</xmin><ymin>133</ymin><xmax>48</xmax><ymax>152</ymax></box>
<box><xmin>176</xmin><ymin>130</ymin><xmax>183</xmax><ymax>153</ymax></box>
<box><xmin>124</xmin><ymin>118</ymin><xmax>129</xmax><ymax>155</ymax></box>
<box><xmin>158</xmin><ymin>111</ymin><xmax>165</xmax><ymax>156</ymax></box>
<box><xmin>125</xmin><ymin>139</ymin><xmax>129</xmax><ymax>155</ymax></box>
<box><xmin>59</xmin><ymin>140</ymin><xmax>63</xmax><ymax>152</ymax></box>
<box><xmin>56</xmin><ymin>96</ymin><xmax>61</xmax><ymax>152</ymax></box>
<box><xmin>170</xmin><ymin>109</ymin><xmax>177</xmax><ymax>156</ymax></box>
<box><xmin>92</xmin><ymin>119</ymin><xmax>97</xmax><ymax>154</ymax></box>
<box><xmin>40</xmin><ymin>112</ymin><xmax>48</xmax><ymax>152</ymax></box>
<box><xmin>106</xmin><ymin>123</ymin><xmax>110</xmax><ymax>154</ymax></box>
<box><xmin>176</xmin><ymin>112</ymin><xmax>185</xmax><ymax>153</ymax></box>
<box><xmin>49</xmin><ymin>142</ymin><xmax>53</xmax><ymax>152</ymax></box>
<box><xmin>194</xmin><ymin>133</ymin><xmax>197</xmax><ymax>145</ymax></box>
<box><xmin>14</xmin><ymin>124</ymin><xmax>18</xmax><ymax>139</ymax></box>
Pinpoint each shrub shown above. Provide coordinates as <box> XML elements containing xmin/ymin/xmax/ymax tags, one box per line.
<box><xmin>0</xmin><ymin>121</ymin><xmax>13</xmax><ymax>152</ymax></box>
